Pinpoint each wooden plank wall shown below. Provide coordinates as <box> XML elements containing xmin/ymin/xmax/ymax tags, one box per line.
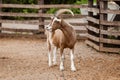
<box><xmin>0</xmin><ymin>1</ymin><xmax>88</xmax><ymax>39</ymax></box>
<box><xmin>87</xmin><ymin>0</ymin><xmax>120</xmax><ymax>53</ymax></box>
<box><xmin>0</xmin><ymin>0</ymin><xmax>2</xmax><ymax>33</ymax></box>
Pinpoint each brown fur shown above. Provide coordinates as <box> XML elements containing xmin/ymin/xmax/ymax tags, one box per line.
<box><xmin>51</xmin><ymin>19</ymin><xmax>77</xmax><ymax>49</ymax></box>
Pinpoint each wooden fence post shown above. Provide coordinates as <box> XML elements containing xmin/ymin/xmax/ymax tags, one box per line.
<box><xmin>88</xmin><ymin>0</ymin><xmax>93</xmax><ymax>26</ymax></box>
<box><xmin>99</xmin><ymin>0</ymin><xmax>108</xmax><ymax>51</ymax></box>
<box><xmin>38</xmin><ymin>0</ymin><xmax>44</xmax><ymax>34</ymax></box>
<box><xmin>88</xmin><ymin>0</ymin><xmax>93</xmax><ymax>17</ymax></box>
<box><xmin>0</xmin><ymin>0</ymin><xmax>2</xmax><ymax>33</ymax></box>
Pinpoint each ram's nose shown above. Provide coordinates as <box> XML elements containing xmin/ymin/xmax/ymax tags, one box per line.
<box><xmin>45</xmin><ymin>26</ymin><xmax>48</xmax><ymax>29</ymax></box>
<box><xmin>45</xmin><ymin>25</ymin><xmax>52</xmax><ymax>32</ymax></box>
<box><xmin>45</xmin><ymin>25</ymin><xmax>49</xmax><ymax>29</ymax></box>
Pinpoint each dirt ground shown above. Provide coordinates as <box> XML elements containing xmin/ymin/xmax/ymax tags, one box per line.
<box><xmin>0</xmin><ymin>38</ymin><xmax>120</xmax><ymax>80</ymax></box>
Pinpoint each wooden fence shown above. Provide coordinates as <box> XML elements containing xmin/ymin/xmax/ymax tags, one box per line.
<box><xmin>0</xmin><ymin>0</ymin><xmax>88</xmax><ymax>39</ymax></box>
<box><xmin>86</xmin><ymin>0</ymin><xmax>120</xmax><ymax>53</ymax></box>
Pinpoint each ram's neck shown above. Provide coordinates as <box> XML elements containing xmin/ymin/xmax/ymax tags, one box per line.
<box><xmin>60</xmin><ymin>20</ymin><xmax>76</xmax><ymax>41</ymax></box>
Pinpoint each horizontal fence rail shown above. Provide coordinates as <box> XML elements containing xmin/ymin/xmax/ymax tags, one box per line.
<box><xmin>0</xmin><ymin>4</ymin><xmax>88</xmax><ymax>9</ymax></box>
<box><xmin>0</xmin><ymin>12</ymin><xmax>87</xmax><ymax>18</ymax></box>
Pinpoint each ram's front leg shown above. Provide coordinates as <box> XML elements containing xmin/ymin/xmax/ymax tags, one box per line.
<box><xmin>47</xmin><ymin>41</ymin><xmax>52</xmax><ymax>67</ymax></box>
<box><xmin>53</xmin><ymin>46</ymin><xmax>57</xmax><ymax>65</ymax></box>
<box><xmin>60</xmin><ymin>48</ymin><xmax>64</xmax><ymax>71</ymax></box>
<box><xmin>70</xmin><ymin>48</ymin><xmax>76</xmax><ymax>71</ymax></box>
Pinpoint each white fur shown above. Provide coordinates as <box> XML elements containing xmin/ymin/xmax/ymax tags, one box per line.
<box><xmin>45</xmin><ymin>17</ymin><xmax>61</xmax><ymax>32</ymax></box>
<box><xmin>48</xmin><ymin>51</ymin><xmax>52</xmax><ymax>67</ymax></box>
<box><xmin>53</xmin><ymin>46</ymin><xmax>57</xmax><ymax>65</ymax></box>
<box><xmin>60</xmin><ymin>54</ymin><xmax>64</xmax><ymax>71</ymax></box>
<box><xmin>70</xmin><ymin>49</ymin><xmax>76</xmax><ymax>71</ymax></box>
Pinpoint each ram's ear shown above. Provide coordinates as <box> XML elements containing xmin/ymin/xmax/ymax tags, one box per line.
<box><xmin>55</xmin><ymin>17</ymin><xmax>61</xmax><ymax>22</ymax></box>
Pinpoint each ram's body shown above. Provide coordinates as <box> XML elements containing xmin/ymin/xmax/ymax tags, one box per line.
<box><xmin>48</xmin><ymin>19</ymin><xmax>76</xmax><ymax>49</ymax></box>
<box><xmin>45</xmin><ymin>9</ymin><xmax>76</xmax><ymax>71</ymax></box>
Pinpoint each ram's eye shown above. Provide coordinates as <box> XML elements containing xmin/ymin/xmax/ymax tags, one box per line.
<box><xmin>56</xmin><ymin>21</ymin><xmax>60</xmax><ymax>23</ymax></box>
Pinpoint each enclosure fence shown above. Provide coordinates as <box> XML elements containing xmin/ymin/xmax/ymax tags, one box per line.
<box><xmin>86</xmin><ymin>0</ymin><xmax>120</xmax><ymax>53</ymax></box>
<box><xmin>0</xmin><ymin>0</ymin><xmax>88</xmax><ymax>39</ymax></box>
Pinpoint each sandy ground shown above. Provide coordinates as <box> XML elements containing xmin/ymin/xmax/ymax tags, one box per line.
<box><xmin>0</xmin><ymin>38</ymin><xmax>120</xmax><ymax>80</ymax></box>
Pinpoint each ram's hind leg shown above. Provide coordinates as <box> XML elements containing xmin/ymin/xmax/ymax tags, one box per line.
<box><xmin>60</xmin><ymin>48</ymin><xmax>64</xmax><ymax>71</ymax></box>
<box><xmin>70</xmin><ymin>48</ymin><xmax>76</xmax><ymax>71</ymax></box>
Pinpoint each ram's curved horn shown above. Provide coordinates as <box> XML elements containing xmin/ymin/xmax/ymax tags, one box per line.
<box><xmin>55</xmin><ymin>9</ymin><xmax>74</xmax><ymax>17</ymax></box>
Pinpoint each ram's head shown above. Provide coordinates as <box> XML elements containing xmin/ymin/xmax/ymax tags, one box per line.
<box><xmin>45</xmin><ymin>9</ymin><xmax>74</xmax><ymax>32</ymax></box>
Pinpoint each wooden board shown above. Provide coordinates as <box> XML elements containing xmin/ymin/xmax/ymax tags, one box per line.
<box><xmin>87</xmin><ymin>34</ymin><xmax>100</xmax><ymax>42</ymax></box>
<box><xmin>100</xmin><ymin>47</ymin><xmax>120</xmax><ymax>53</ymax></box>
<box><xmin>100</xmin><ymin>38</ymin><xmax>120</xmax><ymax>45</ymax></box>
<box><xmin>0</xmin><ymin>12</ymin><xmax>86</xmax><ymax>18</ymax></box>
<box><xmin>87</xmin><ymin>8</ymin><xmax>99</xmax><ymax>13</ymax></box>
<box><xmin>101</xmin><ymin>29</ymin><xmax>120</xmax><ymax>36</ymax></box>
<box><xmin>1</xmin><ymin>4</ymin><xmax>88</xmax><ymax>9</ymax></box>
<box><xmin>85</xmin><ymin>40</ymin><xmax>99</xmax><ymax>51</ymax></box>
<box><xmin>86</xmin><ymin>25</ymin><xmax>99</xmax><ymax>33</ymax></box>
<box><xmin>101</xmin><ymin>20</ymin><xmax>120</xmax><ymax>26</ymax></box>
<box><xmin>0</xmin><ymin>20</ymin><xmax>87</xmax><ymax>26</ymax></box>
<box><xmin>0</xmin><ymin>33</ymin><xmax>46</xmax><ymax>39</ymax></box>
<box><xmin>87</xmin><ymin>16</ymin><xmax>99</xmax><ymax>24</ymax></box>
<box><xmin>101</xmin><ymin>9</ymin><xmax>120</xmax><ymax>14</ymax></box>
<box><xmin>0</xmin><ymin>27</ymin><xmax>44</xmax><ymax>33</ymax></box>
